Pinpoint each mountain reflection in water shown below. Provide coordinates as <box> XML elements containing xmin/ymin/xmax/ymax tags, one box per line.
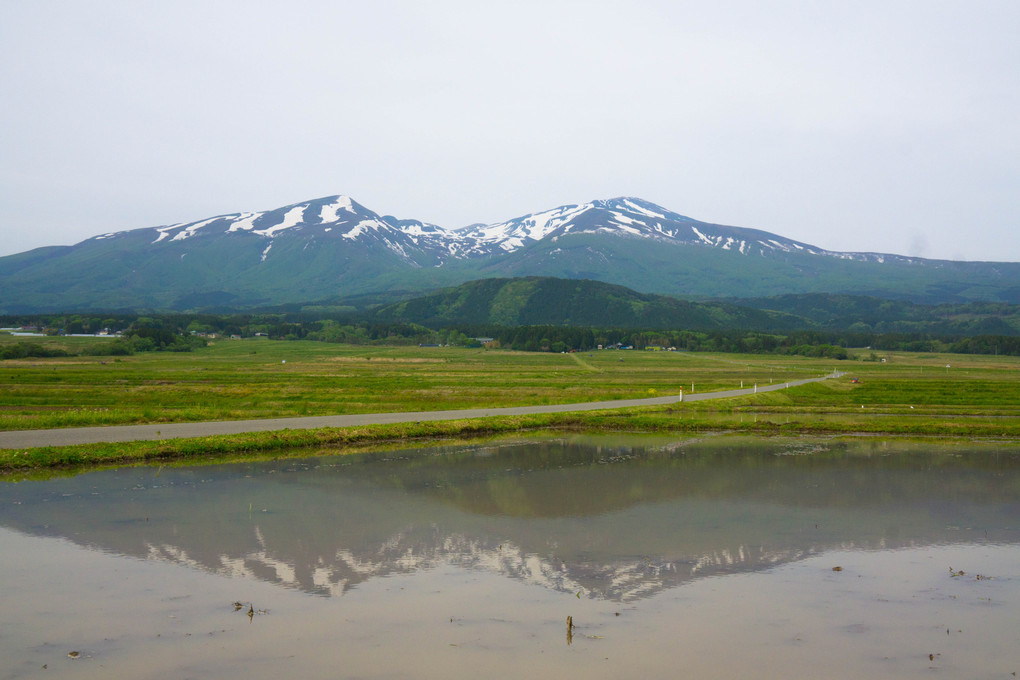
<box><xmin>2</xmin><ymin>435</ymin><xmax>1019</xmax><ymax>602</ymax></box>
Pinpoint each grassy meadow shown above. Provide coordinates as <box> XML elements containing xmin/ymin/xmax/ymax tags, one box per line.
<box><xmin>0</xmin><ymin>335</ymin><xmax>837</xmax><ymax>430</ymax></box>
<box><xmin>1</xmin><ymin>334</ymin><xmax>1019</xmax><ymax>471</ymax></box>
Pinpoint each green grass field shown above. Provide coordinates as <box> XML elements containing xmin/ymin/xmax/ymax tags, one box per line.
<box><xmin>2</xmin><ymin>335</ymin><xmax>1018</xmax><ymax>472</ymax></box>
<box><xmin>0</xmin><ymin>336</ymin><xmax>837</xmax><ymax>430</ymax></box>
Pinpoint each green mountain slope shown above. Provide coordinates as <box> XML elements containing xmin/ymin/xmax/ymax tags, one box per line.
<box><xmin>475</xmin><ymin>233</ymin><xmax>1020</xmax><ymax>303</ymax></box>
<box><xmin>371</xmin><ymin>277</ymin><xmax>801</xmax><ymax>330</ymax></box>
<box><xmin>731</xmin><ymin>293</ymin><xmax>1020</xmax><ymax>335</ymax></box>
<box><xmin>2</xmin><ymin>193</ymin><xmax>1018</xmax><ymax>314</ymax></box>
<box><xmin>366</xmin><ymin>277</ymin><xmax>1020</xmax><ymax>337</ymax></box>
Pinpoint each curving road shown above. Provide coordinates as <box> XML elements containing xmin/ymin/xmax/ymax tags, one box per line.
<box><xmin>0</xmin><ymin>372</ymin><xmax>842</xmax><ymax>449</ymax></box>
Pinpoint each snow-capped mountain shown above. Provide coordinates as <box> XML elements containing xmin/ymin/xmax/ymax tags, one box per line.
<box><xmin>142</xmin><ymin>194</ymin><xmax>471</xmax><ymax>266</ymax></box>
<box><xmin>134</xmin><ymin>194</ymin><xmax>897</xmax><ymax>264</ymax></box>
<box><xmin>458</xmin><ymin>196</ymin><xmax>926</xmax><ymax>264</ymax></box>
<box><xmin>462</xmin><ymin>197</ymin><xmax>804</xmax><ymax>255</ymax></box>
<box><xmin>1</xmin><ymin>194</ymin><xmax>1017</xmax><ymax>312</ymax></box>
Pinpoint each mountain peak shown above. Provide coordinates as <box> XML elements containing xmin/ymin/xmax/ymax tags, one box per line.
<box><xmin>318</xmin><ymin>194</ymin><xmax>358</xmax><ymax>221</ymax></box>
<box><xmin>131</xmin><ymin>193</ymin><xmax>898</xmax><ymax>264</ymax></box>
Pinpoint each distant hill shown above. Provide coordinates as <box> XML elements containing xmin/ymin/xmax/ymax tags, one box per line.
<box><xmin>367</xmin><ymin>278</ymin><xmax>1020</xmax><ymax>336</ymax></box>
<box><xmin>733</xmin><ymin>293</ymin><xmax>1020</xmax><ymax>336</ymax></box>
<box><xmin>4</xmin><ymin>278</ymin><xmax>1016</xmax><ymax>348</ymax></box>
<box><xmin>1</xmin><ymin>194</ymin><xmax>1018</xmax><ymax>313</ymax></box>
<box><xmin>369</xmin><ymin>277</ymin><xmax>801</xmax><ymax>330</ymax></box>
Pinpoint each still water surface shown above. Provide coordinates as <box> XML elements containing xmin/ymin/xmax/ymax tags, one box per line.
<box><xmin>2</xmin><ymin>434</ymin><xmax>1020</xmax><ymax>678</ymax></box>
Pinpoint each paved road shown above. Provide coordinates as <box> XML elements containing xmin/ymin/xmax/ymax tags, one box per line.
<box><xmin>0</xmin><ymin>372</ymin><xmax>842</xmax><ymax>448</ymax></box>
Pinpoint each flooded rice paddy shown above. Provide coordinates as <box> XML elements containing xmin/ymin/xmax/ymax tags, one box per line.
<box><xmin>2</xmin><ymin>434</ymin><xmax>1020</xmax><ymax>679</ymax></box>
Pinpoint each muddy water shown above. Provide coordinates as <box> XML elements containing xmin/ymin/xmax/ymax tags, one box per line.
<box><xmin>2</xmin><ymin>434</ymin><xmax>1020</xmax><ymax>679</ymax></box>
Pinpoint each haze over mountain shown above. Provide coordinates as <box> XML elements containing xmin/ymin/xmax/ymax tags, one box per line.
<box><xmin>1</xmin><ymin>194</ymin><xmax>1017</xmax><ymax>313</ymax></box>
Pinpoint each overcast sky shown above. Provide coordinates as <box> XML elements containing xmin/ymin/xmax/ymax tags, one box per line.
<box><xmin>2</xmin><ymin>1</ymin><xmax>1018</xmax><ymax>261</ymax></box>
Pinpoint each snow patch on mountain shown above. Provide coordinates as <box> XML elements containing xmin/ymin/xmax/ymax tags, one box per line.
<box><xmin>342</xmin><ymin>219</ymin><xmax>388</xmax><ymax>240</ymax></box>
<box><xmin>255</xmin><ymin>205</ymin><xmax>306</xmax><ymax>237</ymax></box>
<box><xmin>319</xmin><ymin>195</ymin><xmax>355</xmax><ymax>223</ymax></box>
<box><xmin>690</xmin><ymin>226</ymin><xmax>712</xmax><ymax>245</ymax></box>
<box><xmin>622</xmin><ymin>198</ymin><xmax>665</xmax><ymax>219</ymax></box>
<box><xmin>228</xmin><ymin>212</ymin><xmax>264</xmax><ymax>233</ymax></box>
<box><xmin>520</xmin><ymin>204</ymin><xmax>592</xmax><ymax>240</ymax></box>
<box><xmin>467</xmin><ymin>203</ymin><xmax>593</xmax><ymax>247</ymax></box>
<box><xmin>396</xmin><ymin>221</ymin><xmax>444</xmax><ymax>237</ymax></box>
<box><xmin>171</xmin><ymin>216</ymin><xmax>225</xmax><ymax>242</ymax></box>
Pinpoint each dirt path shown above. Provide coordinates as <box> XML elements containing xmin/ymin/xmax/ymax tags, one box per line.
<box><xmin>0</xmin><ymin>372</ymin><xmax>842</xmax><ymax>448</ymax></box>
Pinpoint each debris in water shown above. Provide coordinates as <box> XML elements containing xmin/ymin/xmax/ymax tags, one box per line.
<box><xmin>232</xmin><ymin>601</ymin><xmax>267</xmax><ymax>619</ymax></box>
<box><xmin>832</xmin><ymin>566</ymin><xmax>843</xmax><ymax>572</ymax></box>
<box><xmin>67</xmin><ymin>651</ymin><xmax>80</xmax><ymax>659</ymax></box>
<box><xmin>566</xmin><ymin>615</ymin><xmax>574</xmax><ymax>645</ymax></box>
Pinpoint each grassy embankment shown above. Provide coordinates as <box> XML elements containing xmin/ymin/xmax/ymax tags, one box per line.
<box><xmin>1</xmin><ymin>335</ymin><xmax>1018</xmax><ymax>471</ymax></box>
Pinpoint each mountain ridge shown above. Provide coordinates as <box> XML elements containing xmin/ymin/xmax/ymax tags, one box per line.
<box><xmin>131</xmin><ymin>194</ymin><xmax>942</xmax><ymax>265</ymax></box>
<box><xmin>32</xmin><ymin>194</ymin><xmax>967</xmax><ymax>266</ymax></box>
<box><xmin>2</xmin><ymin>193</ymin><xmax>1018</xmax><ymax>312</ymax></box>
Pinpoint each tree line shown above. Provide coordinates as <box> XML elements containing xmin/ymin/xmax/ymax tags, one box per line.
<box><xmin>3</xmin><ymin>313</ymin><xmax>1019</xmax><ymax>358</ymax></box>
